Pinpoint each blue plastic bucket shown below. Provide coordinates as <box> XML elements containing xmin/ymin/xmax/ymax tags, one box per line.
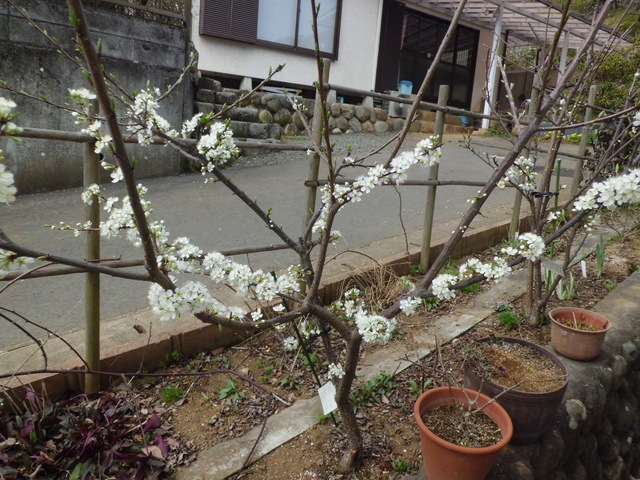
<box><xmin>398</xmin><ymin>81</ymin><xmax>413</xmax><ymax>94</ymax></box>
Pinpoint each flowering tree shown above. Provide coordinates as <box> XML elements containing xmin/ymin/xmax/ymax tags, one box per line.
<box><xmin>0</xmin><ymin>0</ymin><xmax>638</xmax><ymax>472</ymax></box>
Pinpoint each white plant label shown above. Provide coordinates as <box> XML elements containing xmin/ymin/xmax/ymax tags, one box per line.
<box><xmin>318</xmin><ymin>381</ymin><xmax>338</xmax><ymax>415</ymax></box>
<box><xmin>581</xmin><ymin>260</ymin><xmax>587</xmax><ymax>278</ymax></box>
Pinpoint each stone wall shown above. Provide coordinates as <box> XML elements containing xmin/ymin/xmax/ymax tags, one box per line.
<box><xmin>0</xmin><ymin>0</ymin><xmax>191</xmax><ymax>194</ymax></box>
<box><xmin>490</xmin><ymin>276</ymin><xmax>640</xmax><ymax>480</ymax></box>
<box><xmin>194</xmin><ymin>80</ymin><xmax>473</xmax><ymax>141</ymax></box>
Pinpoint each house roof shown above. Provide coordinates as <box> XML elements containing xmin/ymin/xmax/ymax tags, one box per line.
<box><xmin>405</xmin><ymin>0</ymin><xmax>633</xmax><ymax>50</ymax></box>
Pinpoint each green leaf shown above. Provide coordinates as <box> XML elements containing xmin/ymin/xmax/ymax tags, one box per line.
<box><xmin>69</xmin><ymin>463</ymin><xmax>82</xmax><ymax>480</ymax></box>
<box><xmin>69</xmin><ymin>13</ymin><xmax>80</xmax><ymax>28</ymax></box>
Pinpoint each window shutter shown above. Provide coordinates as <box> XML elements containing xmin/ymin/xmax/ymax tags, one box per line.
<box><xmin>231</xmin><ymin>0</ymin><xmax>258</xmax><ymax>43</ymax></box>
<box><xmin>200</xmin><ymin>0</ymin><xmax>258</xmax><ymax>43</ymax></box>
<box><xmin>200</xmin><ymin>0</ymin><xmax>232</xmax><ymax>37</ymax></box>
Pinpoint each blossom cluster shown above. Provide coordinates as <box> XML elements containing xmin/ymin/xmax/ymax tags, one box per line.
<box><xmin>399</xmin><ymin>297</ymin><xmax>422</xmax><ymax>315</ymax></box>
<box><xmin>430</xmin><ymin>256</ymin><xmax>512</xmax><ymax>301</ymax></box>
<box><xmin>148</xmin><ymin>280</ymin><xmax>226</xmax><ymax>321</ymax></box>
<box><xmin>0</xmin><ymin>150</ymin><xmax>16</xmax><ymax>205</ymax></box>
<box><xmin>497</xmin><ymin>156</ymin><xmax>536</xmax><ymax>192</ymax></box>
<box><xmin>127</xmin><ymin>88</ymin><xmax>178</xmax><ymax>146</ymax></box>
<box><xmin>197</xmin><ymin>122</ymin><xmax>239</xmax><ymax>170</ymax></box>
<box><xmin>573</xmin><ymin>169</ymin><xmax>640</xmax><ymax>211</ymax></box>
<box><xmin>332</xmin><ymin>288</ymin><xmax>398</xmax><ymax>343</ymax></box>
<box><xmin>312</xmin><ymin>136</ymin><xmax>441</xmax><ymax>233</ymax></box>
<box><xmin>0</xmin><ymin>248</ymin><xmax>34</xmax><ymax>279</ymax></box>
<box><xmin>501</xmin><ymin>232</ymin><xmax>545</xmax><ymax>261</ymax></box>
<box><xmin>0</xmin><ymin>97</ymin><xmax>21</xmax><ymax>136</ymax></box>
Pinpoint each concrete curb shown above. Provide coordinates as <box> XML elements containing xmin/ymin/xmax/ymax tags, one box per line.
<box><xmin>0</xmin><ymin>213</ymin><xmax>532</xmax><ymax>405</ymax></box>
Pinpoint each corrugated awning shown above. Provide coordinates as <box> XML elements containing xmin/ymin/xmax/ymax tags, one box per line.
<box><xmin>405</xmin><ymin>0</ymin><xmax>632</xmax><ymax>50</ymax></box>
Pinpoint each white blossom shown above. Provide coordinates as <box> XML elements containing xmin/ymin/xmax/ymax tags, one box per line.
<box><xmin>514</xmin><ymin>232</ymin><xmax>545</xmax><ymax>261</ymax></box>
<box><xmin>432</xmin><ymin>273</ymin><xmax>458</xmax><ymax>300</ymax></box>
<box><xmin>574</xmin><ymin>169</ymin><xmax>640</xmax><ymax>211</ymax></box>
<box><xmin>354</xmin><ymin>309</ymin><xmax>397</xmax><ymax>343</ymax></box>
<box><xmin>197</xmin><ymin>122</ymin><xmax>239</xmax><ymax>169</ymax></box>
<box><xmin>327</xmin><ymin>363</ymin><xmax>345</xmax><ymax>379</ymax></box>
<box><xmin>399</xmin><ymin>297</ymin><xmax>421</xmax><ymax>315</ymax></box>
<box><xmin>0</xmin><ymin>159</ymin><xmax>17</xmax><ymax>205</ymax></box>
<box><xmin>68</xmin><ymin>88</ymin><xmax>96</xmax><ymax>102</ymax></box>
<box><xmin>283</xmin><ymin>336</ymin><xmax>299</xmax><ymax>351</ymax></box>
<box><xmin>81</xmin><ymin>184</ymin><xmax>101</xmax><ymax>205</ymax></box>
<box><xmin>0</xmin><ymin>248</ymin><xmax>34</xmax><ymax>279</ymax></box>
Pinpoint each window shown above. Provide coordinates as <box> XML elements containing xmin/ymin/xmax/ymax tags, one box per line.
<box><xmin>200</xmin><ymin>0</ymin><xmax>341</xmax><ymax>58</ymax></box>
<box><xmin>397</xmin><ymin>10</ymin><xmax>479</xmax><ymax>108</ymax></box>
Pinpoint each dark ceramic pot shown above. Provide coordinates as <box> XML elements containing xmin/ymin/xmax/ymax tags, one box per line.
<box><xmin>463</xmin><ymin>336</ymin><xmax>568</xmax><ymax>443</ymax></box>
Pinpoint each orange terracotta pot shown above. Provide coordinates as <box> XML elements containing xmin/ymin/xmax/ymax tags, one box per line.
<box><xmin>548</xmin><ymin>307</ymin><xmax>611</xmax><ymax>361</ymax></box>
<box><xmin>413</xmin><ymin>386</ymin><xmax>513</xmax><ymax>480</ymax></box>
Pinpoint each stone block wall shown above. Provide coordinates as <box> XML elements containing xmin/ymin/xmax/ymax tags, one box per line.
<box><xmin>489</xmin><ymin>276</ymin><xmax>640</xmax><ymax>480</ymax></box>
<box><xmin>194</xmin><ymin>80</ymin><xmax>474</xmax><ymax>141</ymax></box>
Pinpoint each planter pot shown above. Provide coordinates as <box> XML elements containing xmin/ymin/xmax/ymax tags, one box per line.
<box><xmin>413</xmin><ymin>386</ymin><xmax>513</xmax><ymax>480</ymax></box>
<box><xmin>548</xmin><ymin>307</ymin><xmax>611</xmax><ymax>361</ymax></box>
<box><xmin>463</xmin><ymin>337</ymin><xmax>568</xmax><ymax>443</ymax></box>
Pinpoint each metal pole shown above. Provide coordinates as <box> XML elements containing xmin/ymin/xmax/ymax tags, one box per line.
<box><xmin>84</xmin><ymin>130</ymin><xmax>101</xmax><ymax>395</ymax></box>
<box><xmin>482</xmin><ymin>5</ymin><xmax>504</xmax><ymax>130</ymax></box>
<box><xmin>420</xmin><ymin>85</ymin><xmax>448</xmax><ymax>271</ymax></box>
<box><xmin>303</xmin><ymin>59</ymin><xmax>331</xmax><ymax>230</ymax></box>
<box><xmin>570</xmin><ymin>85</ymin><xmax>598</xmax><ymax>196</ymax></box>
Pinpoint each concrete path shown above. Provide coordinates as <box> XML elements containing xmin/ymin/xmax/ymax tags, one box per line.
<box><xmin>0</xmin><ymin>133</ymin><xmax>580</xmax><ymax>371</ymax></box>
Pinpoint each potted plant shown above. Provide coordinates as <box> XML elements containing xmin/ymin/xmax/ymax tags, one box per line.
<box><xmin>548</xmin><ymin>307</ymin><xmax>611</xmax><ymax>360</ymax></box>
<box><xmin>413</xmin><ymin>386</ymin><xmax>513</xmax><ymax>480</ymax></box>
<box><xmin>463</xmin><ymin>336</ymin><xmax>568</xmax><ymax>443</ymax></box>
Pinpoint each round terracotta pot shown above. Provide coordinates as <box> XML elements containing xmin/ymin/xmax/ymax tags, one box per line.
<box><xmin>414</xmin><ymin>386</ymin><xmax>513</xmax><ymax>480</ymax></box>
<box><xmin>463</xmin><ymin>337</ymin><xmax>568</xmax><ymax>443</ymax></box>
<box><xmin>548</xmin><ymin>307</ymin><xmax>611</xmax><ymax>361</ymax></box>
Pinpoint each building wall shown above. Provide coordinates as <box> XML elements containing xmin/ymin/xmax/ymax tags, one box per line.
<box><xmin>192</xmin><ymin>0</ymin><xmax>384</xmax><ymax>91</ymax></box>
<box><xmin>0</xmin><ymin>0</ymin><xmax>192</xmax><ymax>194</ymax></box>
<box><xmin>192</xmin><ymin>0</ymin><xmax>494</xmax><ymax>114</ymax></box>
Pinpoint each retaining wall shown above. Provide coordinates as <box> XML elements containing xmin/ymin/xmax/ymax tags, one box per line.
<box><xmin>0</xmin><ymin>0</ymin><xmax>192</xmax><ymax>194</ymax></box>
<box><xmin>194</xmin><ymin>80</ymin><xmax>474</xmax><ymax>141</ymax></box>
<box><xmin>490</xmin><ymin>277</ymin><xmax>640</xmax><ymax>480</ymax></box>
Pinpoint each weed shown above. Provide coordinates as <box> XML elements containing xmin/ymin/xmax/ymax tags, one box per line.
<box><xmin>351</xmin><ymin>372</ymin><xmax>394</xmax><ymax>407</ymax></box>
<box><xmin>159</xmin><ymin>350</ymin><xmax>181</xmax><ymax>369</ymax></box>
<box><xmin>392</xmin><ymin>458</ymin><xmax>416</xmax><ymax>475</ymax></box>
<box><xmin>219</xmin><ymin>355</ymin><xmax>231</xmax><ymax>369</ymax></box>
<box><xmin>280</xmin><ymin>376</ymin><xmax>300</xmax><ymax>390</ymax></box>
<box><xmin>298</xmin><ymin>351</ymin><xmax>319</xmax><ymax>367</ymax></box>
<box><xmin>498</xmin><ymin>310</ymin><xmax>519</xmax><ymax>330</ymax></box>
<box><xmin>219</xmin><ymin>378</ymin><xmax>247</xmax><ymax>403</ymax></box>
<box><xmin>259</xmin><ymin>365</ymin><xmax>275</xmax><ymax>383</ymax></box>
<box><xmin>410</xmin><ymin>264</ymin><xmax>424</xmax><ymax>275</ymax></box>
<box><xmin>425</xmin><ymin>296</ymin><xmax>439</xmax><ymax>311</ymax></box>
<box><xmin>555</xmin><ymin>272</ymin><xmax>576</xmax><ymax>300</ymax></box>
<box><xmin>409</xmin><ymin>378</ymin><xmax>433</xmax><ymax>398</ymax></box>
<box><xmin>596</xmin><ymin>235</ymin><xmax>606</xmax><ymax>277</ymax></box>
<box><xmin>160</xmin><ymin>385</ymin><xmax>185</xmax><ymax>404</ymax></box>
<box><xmin>603</xmin><ymin>279</ymin><xmax>617</xmax><ymax>292</ymax></box>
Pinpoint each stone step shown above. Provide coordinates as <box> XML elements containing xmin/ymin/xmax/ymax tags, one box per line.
<box><xmin>194</xmin><ymin>102</ymin><xmax>260</xmax><ymax>123</ymax></box>
<box><xmin>193</xmin><ymin>101</ymin><xmax>282</xmax><ymax>141</ymax></box>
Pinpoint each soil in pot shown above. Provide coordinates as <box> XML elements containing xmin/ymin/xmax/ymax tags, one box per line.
<box><xmin>548</xmin><ymin>307</ymin><xmax>612</xmax><ymax>361</ymax></box>
<box><xmin>414</xmin><ymin>386</ymin><xmax>513</xmax><ymax>480</ymax></box>
<box><xmin>463</xmin><ymin>337</ymin><xmax>568</xmax><ymax>443</ymax></box>
<box><xmin>423</xmin><ymin>402</ymin><xmax>503</xmax><ymax>448</ymax></box>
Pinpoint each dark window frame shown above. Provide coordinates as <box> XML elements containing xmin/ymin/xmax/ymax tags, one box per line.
<box><xmin>200</xmin><ymin>0</ymin><xmax>342</xmax><ymax>60</ymax></box>
<box><xmin>399</xmin><ymin>8</ymin><xmax>479</xmax><ymax>108</ymax></box>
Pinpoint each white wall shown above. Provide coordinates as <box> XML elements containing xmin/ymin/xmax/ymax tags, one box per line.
<box><xmin>191</xmin><ymin>0</ymin><xmax>494</xmax><ymax>112</ymax></box>
<box><xmin>191</xmin><ymin>0</ymin><xmax>383</xmax><ymax>91</ymax></box>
